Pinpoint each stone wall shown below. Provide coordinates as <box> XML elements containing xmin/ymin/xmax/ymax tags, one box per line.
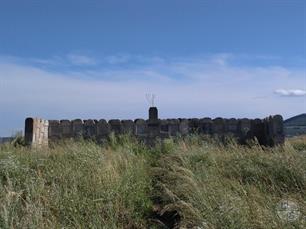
<box><xmin>24</xmin><ymin>108</ymin><xmax>285</xmax><ymax>147</ymax></box>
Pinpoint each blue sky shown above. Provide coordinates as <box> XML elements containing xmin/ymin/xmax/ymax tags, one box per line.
<box><xmin>0</xmin><ymin>0</ymin><xmax>305</xmax><ymax>136</ymax></box>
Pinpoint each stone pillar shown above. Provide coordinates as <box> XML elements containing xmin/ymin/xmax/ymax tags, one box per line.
<box><xmin>149</xmin><ymin>107</ymin><xmax>158</xmax><ymax>121</ymax></box>
<box><xmin>147</xmin><ymin>107</ymin><xmax>160</xmax><ymax>141</ymax></box>
<box><xmin>271</xmin><ymin>115</ymin><xmax>285</xmax><ymax>146</ymax></box>
<box><xmin>25</xmin><ymin>118</ymin><xmax>34</xmax><ymax>145</ymax></box>
<box><xmin>25</xmin><ymin>117</ymin><xmax>49</xmax><ymax>148</ymax></box>
<box><xmin>265</xmin><ymin>115</ymin><xmax>285</xmax><ymax>146</ymax></box>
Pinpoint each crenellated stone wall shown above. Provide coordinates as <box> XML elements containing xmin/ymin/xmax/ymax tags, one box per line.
<box><xmin>24</xmin><ymin>107</ymin><xmax>285</xmax><ymax>148</ymax></box>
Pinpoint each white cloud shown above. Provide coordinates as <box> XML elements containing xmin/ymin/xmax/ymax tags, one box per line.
<box><xmin>105</xmin><ymin>54</ymin><xmax>131</xmax><ymax>64</ymax></box>
<box><xmin>274</xmin><ymin>89</ymin><xmax>306</xmax><ymax>97</ymax></box>
<box><xmin>0</xmin><ymin>54</ymin><xmax>305</xmax><ymax>136</ymax></box>
<box><xmin>67</xmin><ymin>54</ymin><xmax>96</xmax><ymax>65</ymax></box>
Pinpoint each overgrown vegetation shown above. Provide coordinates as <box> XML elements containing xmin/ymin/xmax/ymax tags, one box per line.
<box><xmin>0</xmin><ymin>136</ymin><xmax>305</xmax><ymax>228</ymax></box>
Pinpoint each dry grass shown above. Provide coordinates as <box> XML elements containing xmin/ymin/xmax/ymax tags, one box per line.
<box><xmin>0</xmin><ymin>139</ymin><xmax>152</xmax><ymax>228</ymax></box>
<box><xmin>0</xmin><ymin>136</ymin><xmax>305</xmax><ymax>228</ymax></box>
<box><xmin>150</xmin><ymin>137</ymin><xmax>306</xmax><ymax>228</ymax></box>
<box><xmin>287</xmin><ymin>135</ymin><xmax>306</xmax><ymax>152</ymax></box>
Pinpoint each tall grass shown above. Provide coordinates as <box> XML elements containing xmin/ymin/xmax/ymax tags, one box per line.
<box><xmin>0</xmin><ymin>136</ymin><xmax>305</xmax><ymax>228</ymax></box>
<box><xmin>0</xmin><ymin>139</ymin><xmax>152</xmax><ymax>228</ymax></box>
<box><xmin>151</xmin><ymin>137</ymin><xmax>306</xmax><ymax>228</ymax></box>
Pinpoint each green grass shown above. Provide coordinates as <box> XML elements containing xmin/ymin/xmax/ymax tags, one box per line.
<box><xmin>0</xmin><ymin>136</ymin><xmax>305</xmax><ymax>228</ymax></box>
<box><xmin>0</xmin><ymin>139</ymin><xmax>152</xmax><ymax>228</ymax></box>
<box><xmin>288</xmin><ymin>135</ymin><xmax>306</xmax><ymax>152</ymax></box>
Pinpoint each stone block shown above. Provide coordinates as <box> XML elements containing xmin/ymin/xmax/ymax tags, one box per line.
<box><xmin>149</xmin><ymin>107</ymin><xmax>158</xmax><ymax>121</ymax></box>
<box><xmin>121</xmin><ymin>120</ymin><xmax>135</xmax><ymax>134</ymax></box>
<box><xmin>49</xmin><ymin>120</ymin><xmax>61</xmax><ymax>140</ymax></box>
<box><xmin>84</xmin><ymin>119</ymin><xmax>97</xmax><ymax>139</ymax></box>
<box><xmin>159</xmin><ymin>120</ymin><xmax>170</xmax><ymax>138</ymax></box>
<box><xmin>199</xmin><ymin>118</ymin><xmax>212</xmax><ymax>134</ymax></box>
<box><xmin>212</xmin><ymin>118</ymin><xmax>225</xmax><ymax>134</ymax></box>
<box><xmin>135</xmin><ymin>119</ymin><xmax>147</xmax><ymax>136</ymax></box>
<box><xmin>271</xmin><ymin>115</ymin><xmax>284</xmax><ymax>145</ymax></box>
<box><xmin>265</xmin><ymin>115</ymin><xmax>285</xmax><ymax>146</ymax></box>
<box><xmin>25</xmin><ymin>118</ymin><xmax>49</xmax><ymax>147</ymax></box>
<box><xmin>168</xmin><ymin>119</ymin><xmax>180</xmax><ymax>136</ymax></box>
<box><xmin>25</xmin><ymin>117</ymin><xmax>34</xmax><ymax>145</ymax></box>
<box><xmin>188</xmin><ymin>118</ymin><xmax>200</xmax><ymax>133</ymax></box>
<box><xmin>179</xmin><ymin>119</ymin><xmax>189</xmax><ymax>135</ymax></box>
<box><xmin>60</xmin><ymin>120</ymin><xmax>72</xmax><ymax>138</ymax></box>
<box><xmin>160</xmin><ymin>120</ymin><xmax>169</xmax><ymax>133</ymax></box>
<box><xmin>71</xmin><ymin>119</ymin><xmax>84</xmax><ymax>138</ymax></box>
<box><xmin>109</xmin><ymin>119</ymin><xmax>122</xmax><ymax>134</ymax></box>
<box><xmin>97</xmin><ymin>119</ymin><xmax>110</xmax><ymax>138</ymax></box>
<box><xmin>238</xmin><ymin>118</ymin><xmax>251</xmax><ymax>134</ymax></box>
<box><xmin>237</xmin><ymin>118</ymin><xmax>251</xmax><ymax>143</ymax></box>
<box><xmin>250</xmin><ymin>118</ymin><xmax>265</xmax><ymax>144</ymax></box>
<box><xmin>226</xmin><ymin>118</ymin><xmax>238</xmax><ymax>134</ymax></box>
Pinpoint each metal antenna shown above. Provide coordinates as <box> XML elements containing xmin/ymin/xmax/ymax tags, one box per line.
<box><xmin>146</xmin><ymin>93</ymin><xmax>156</xmax><ymax>107</ymax></box>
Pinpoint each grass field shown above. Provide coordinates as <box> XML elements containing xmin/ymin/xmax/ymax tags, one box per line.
<box><xmin>0</xmin><ymin>135</ymin><xmax>305</xmax><ymax>228</ymax></box>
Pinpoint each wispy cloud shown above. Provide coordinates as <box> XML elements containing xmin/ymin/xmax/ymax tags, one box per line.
<box><xmin>105</xmin><ymin>54</ymin><xmax>131</xmax><ymax>64</ymax></box>
<box><xmin>0</xmin><ymin>53</ymin><xmax>305</xmax><ymax>135</ymax></box>
<box><xmin>274</xmin><ymin>89</ymin><xmax>306</xmax><ymax>97</ymax></box>
<box><xmin>0</xmin><ymin>53</ymin><xmax>98</xmax><ymax>68</ymax></box>
<box><xmin>67</xmin><ymin>54</ymin><xmax>96</xmax><ymax>66</ymax></box>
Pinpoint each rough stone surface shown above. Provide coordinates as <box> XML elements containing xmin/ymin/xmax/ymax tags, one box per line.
<box><xmin>265</xmin><ymin>115</ymin><xmax>284</xmax><ymax>147</ymax></box>
<box><xmin>238</xmin><ymin>118</ymin><xmax>251</xmax><ymax>143</ymax></box>
<box><xmin>97</xmin><ymin>119</ymin><xmax>110</xmax><ymax>140</ymax></box>
<box><xmin>272</xmin><ymin>115</ymin><xmax>285</xmax><ymax>145</ymax></box>
<box><xmin>60</xmin><ymin>120</ymin><xmax>72</xmax><ymax>138</ymax></box>
<box><xmin>25</xmin><ymin>118</ymin><xmax>49</xmax><ymax>148</ymax></box>
<box><xmin>109</xmin><ymin>119</ymin><xmax>122</xmax><ymax>134</ymax></box>
<box><xmin>121</xmin><ymin>120</ymin><xmax>135</xmax><ymax>134</ymax></box>
<box><xmin>226</xmin><ymin>118</ymin><xmax>238</xmax><ymax>134</ymax></box>
<box><xmin>188</xmin><ymin>118</ymin><xmax>200</xmax><ymax>133</ymax></box>
<box><xmin>251</xmin><ymin>118</ymin><xmax>264</xmax><ymax>144</ymax></box>
<box><xmin>84</xmin><ymin>119</ymin><xmax>96</xmax><ymax>139</ymax></box>
<box><xmin>168</xmin><ymin>119</ymin><xmax>180</xmax><ymax>136</ymax></box>
<box><xmin>135</xmin><ymin>119</ymin><xmax>147</xmax><ymax>136</ymax></box>
<box><xmin>49</xmin><ymin>120</ymin><xmax>61</xmax><ymax>140</ymax></box>
<box><xmin>72</xmin><ymin>119</ymin><xmax>84</xmax><ymax>138</ymax></box>
<box><xmin>200</xmin><ymin>118</ymin><xmax>212</xmax><ymax>135</ymax></box>
<box><xmin>24</xmin><ymin>107</ymin><xmax>285</xmax><ymax>147</ymax></box>
<box><xmin>212</xmin><ymin>118</ymin><xmax>225</xmax><ymax>134</ymax></box>
<box><xmin>179</xmin><ymin>119</ymin><xmax>189</xmax><ymax>135</ymax></box>
<box><xmin>149</xmin><ymin>107</ymin><xmax>158</xmax><ymax>121</ymax></box>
